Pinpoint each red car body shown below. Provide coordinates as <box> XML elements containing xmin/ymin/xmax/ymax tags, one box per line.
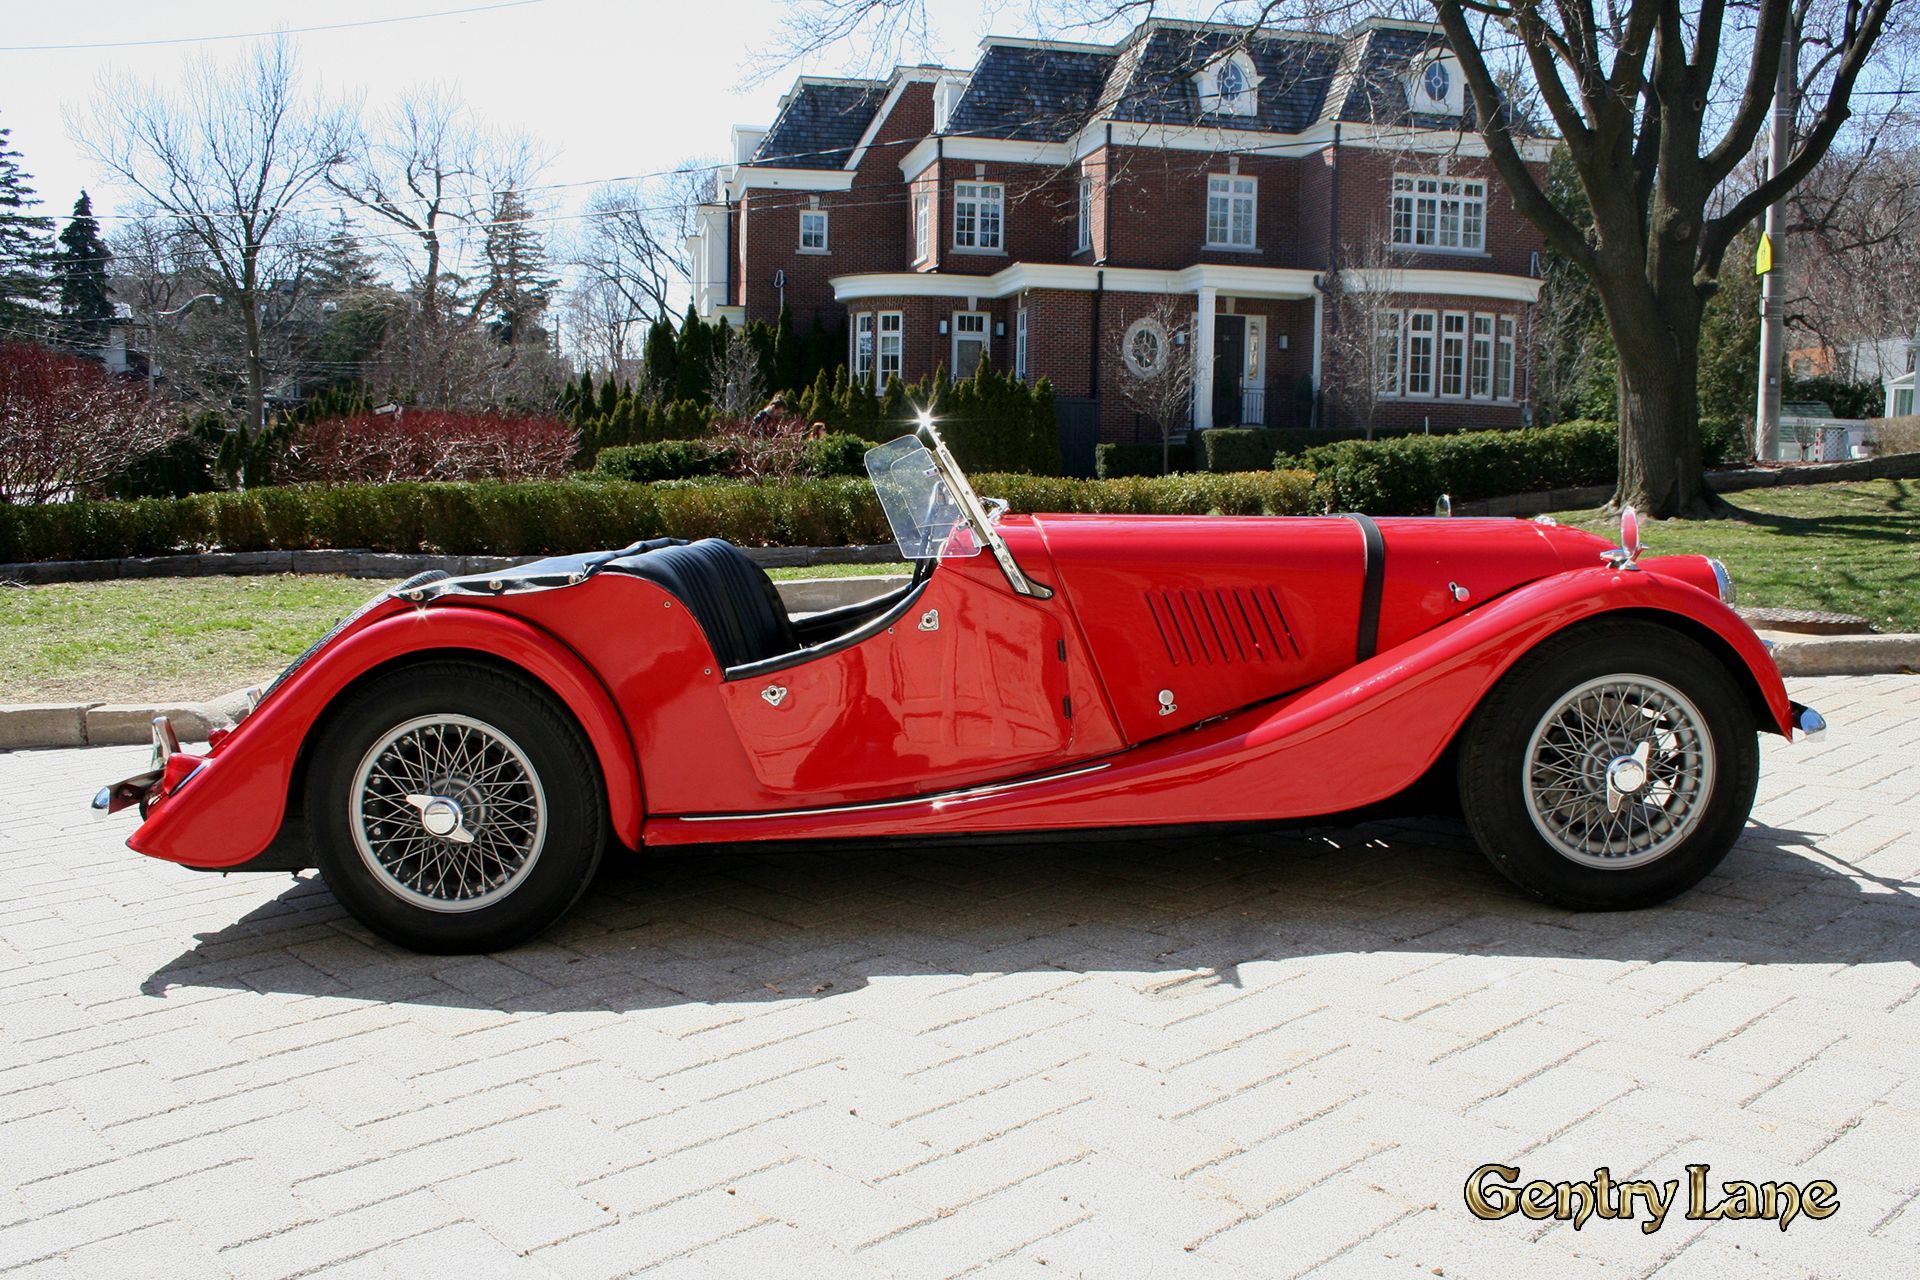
<box><xmin>122</xmin><ymin>512</ymin><xmax>1794</xmax><ymax>874</ymax></box>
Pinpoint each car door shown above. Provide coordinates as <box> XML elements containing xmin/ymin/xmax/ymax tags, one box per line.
<box><xmin>715</xmin><ymin>561</ymin><xmax>1077</xmax><ymax>804</ymax></box>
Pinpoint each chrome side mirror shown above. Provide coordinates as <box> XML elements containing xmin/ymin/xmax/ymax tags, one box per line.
<box><xmin>1601</xmin><ymin>505</ymin><xmax>1643</xmax><ymax>571</ymax></box>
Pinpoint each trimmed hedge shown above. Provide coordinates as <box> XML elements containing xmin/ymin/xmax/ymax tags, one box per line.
<box><xmin>1197</xmin><ymin>429</ymin><xmax>1279</xmax><ymax>473</ymax></box>
<box><xmin>1287</xmin><ymin>419</ymin><xmax>1742</xmax><ymax>515</ymax></box>
<box><xmin>1096</xmin><ymin>441</ymin><xmax>1192</xmax><ymax>478</ymax></box>
<box><xmin>594</xmin><ymin>440</ymin><xmax>735</xmax><ymax>483</ymax></box>
<box><xmin>801</xmin><ymin>432</ymin><xmax>870</xmax><ymax>478</ymax></box>
<box><xmin>0</xmin><ymin>470</ymin><xmax>1319</xmax><ymax>563</ymax></box>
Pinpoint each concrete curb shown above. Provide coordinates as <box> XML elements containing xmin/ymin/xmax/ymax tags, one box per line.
<box><xmin>1763</xmin><ymin>633</ymin><xmax>1920</xmax><ymax>678</ymax></box>
<box><xmin>0</xmin><ymin>575</ymin><xmax>912</xmax><ymax>751</ymax></box>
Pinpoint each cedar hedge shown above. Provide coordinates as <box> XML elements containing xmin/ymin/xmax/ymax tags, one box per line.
<box><xmin>0</xmin><ymin>471</ymin><xmax>1319</xmax><ymax>563</ymax></box>
<box><xmin>1288</xmin><ymin>419</ymin><xmax>1742</xmax><ymax>515</ymax></box>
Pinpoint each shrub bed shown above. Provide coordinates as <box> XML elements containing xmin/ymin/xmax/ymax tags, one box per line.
<box><xmin>1288</xmin><ymin>419</ymin><xmax>1741</xmax><ymax>515</ymax></box>
<box><xmin>0</xmin><ymin>470</ymin><xmax>1319</xmax><ymax>562</ymax></box>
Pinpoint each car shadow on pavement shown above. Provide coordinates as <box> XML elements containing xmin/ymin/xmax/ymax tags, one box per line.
<box><xmin>140</xmin><ymin>817</ymin><xmax>1917</xmax><ymax>1012</ymax></box>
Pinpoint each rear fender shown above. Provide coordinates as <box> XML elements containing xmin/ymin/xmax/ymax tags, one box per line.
<box><xmin>128</xmin><ymin>608</ymin><xmax>643</xmax><ymax>868</ymax></box>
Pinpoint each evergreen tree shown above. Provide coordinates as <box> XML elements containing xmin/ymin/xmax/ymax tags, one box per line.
<box><xmin>674</xmin><ymin>304</ymin><xmax>712</xmax><ymax>403</ymax></box>
<box><xmin>0</xmin><ymin>115</ymin><xmax>54</xmax><ymax>334</ymax></box>
<box><xmin>483</xmin><ymin>187</ymin><xmax>558</xmax><ymax>349</ymax></box>
<box><xmin>310</xmin><ymin>219</ymin><xmax>381</xmax><ymax>296</ymax></box>
<box><xmin>642</xmin><ymin>318</ymin><xmax>678</xmax><ymax>400</ymax></box>
<box><xmin>54</xmin><ymin>191</ymin><xmax>113</xmax><ymax>350</ymax></box>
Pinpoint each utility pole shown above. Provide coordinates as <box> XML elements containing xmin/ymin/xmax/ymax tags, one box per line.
<box><xmin>1754</xmin><ymin>20</ymin><xmax>1798</xmax><ymax>464</ymax></box>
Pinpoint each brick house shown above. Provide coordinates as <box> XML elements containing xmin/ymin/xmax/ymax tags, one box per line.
<box><xmin>688</xmin><ymin>17</ymin><xmax>1551</xmax><ymax>454</ymax></box>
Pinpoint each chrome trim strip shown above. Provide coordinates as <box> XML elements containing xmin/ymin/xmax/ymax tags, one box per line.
<box><xmin>676</xmin><ymin>761</ymin><xmax>1113</xmax><ymax>823</ymax></box>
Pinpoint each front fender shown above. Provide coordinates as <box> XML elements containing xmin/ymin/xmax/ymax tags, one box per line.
<box><xmin>128</xmin><ymin>607</ymin><xmax>644</xmax><ymax>869</ymax></box>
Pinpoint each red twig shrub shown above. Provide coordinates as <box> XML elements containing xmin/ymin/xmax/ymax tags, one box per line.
<box><xmin>287</xmin><ymin>410</ymin><xmax>579</xmax><ymax>485</ymax></box>
<box><xmin>0</xmin><ymin>342</ymin><xmax>174</xmax><ymax>505</ymax></box>
<box><xmin>710</xmin><ymin>411</ymin><xmax>819</xmax><ymax>483</ymax></box>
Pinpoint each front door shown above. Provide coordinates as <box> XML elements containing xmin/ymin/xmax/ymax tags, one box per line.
<box><xmin>1213</xmin><ymin>315</ymin><xmax>1245</xmax><ymax>427</ymax></box>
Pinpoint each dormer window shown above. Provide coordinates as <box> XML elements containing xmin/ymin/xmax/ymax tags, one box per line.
<box><xmin>1405</xmin><ymin>51</ymin><xmax>1465</xmax><ymax>115</ymax></box>
<box><xmin>1195</xmin><ymin>50</ymin><xmax>1260</xmax><ymax>119</ymax></box>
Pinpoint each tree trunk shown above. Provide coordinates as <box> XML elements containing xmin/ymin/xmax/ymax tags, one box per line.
<box><xmin>1614</xmin><ymin>333</ymin><xmax>1715</xmax><ymax>517</ymax></box>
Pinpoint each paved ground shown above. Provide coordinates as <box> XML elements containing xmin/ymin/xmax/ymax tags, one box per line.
<box><xmin>1</xmin><ymin>674</ymin><xmax>1915</xmax><ymax>1279</ymax></box>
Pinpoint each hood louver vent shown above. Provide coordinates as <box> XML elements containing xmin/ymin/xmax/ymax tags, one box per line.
<box><xmin>1147</xmin><ymin>588</ymin><xmax>1300</xmax><ymax>667</ymax></box>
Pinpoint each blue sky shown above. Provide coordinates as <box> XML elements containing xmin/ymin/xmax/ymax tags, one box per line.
<box><xmin>0</xmin><ymin>0</ymin><xmax>1003</xmax><ymax>229</ymax></box>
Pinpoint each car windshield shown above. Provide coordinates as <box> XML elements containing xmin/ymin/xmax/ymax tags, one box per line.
<box><xmin>865</xmin><ymin>435</ymin><xmax>981</xmax><ymax>561</ymax></box>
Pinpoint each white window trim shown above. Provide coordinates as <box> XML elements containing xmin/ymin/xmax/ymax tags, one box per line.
<box><xmin>1439</xmin><ymin>310</ymin><xmax>1469</xmax><ymax>399</ymax></box>
<box><xmin>1014</xmin><ymin>307</ymin><xmax>1029</xmax><ymax>380</ymax></box>
<box><xmin>952</xmin><ymin>310</ymin><xmax>988</xmax><ymax>376</ymax></box>
<box><xmin>1391</xmin><ymin>174</ymin><xmax>1489</xmax><ymax>254</ymax></box>
<box><xmin>1469</xmin><ymin>314</ymin><xmax>1494</xmax><ymax>399</ymax></box>
<box><xmin>1205</xmin><ymin>174</ymin><xmax>1258</xmax><ymax>251</ymax></box>
<box><xmin>1495</xmin><ymin>315</ymin><xmax>1517</xmax><ymax>402</ymax></box>
<box><xmin>1076</xmin><ymin>173</ymin><xmax>1093</xmax><ymax>253</ymax></box>
<box><xmin>798</xmin><ymin>209</ymin><xmax>829</xmax><ymax>254</ymax></box>
<box><xmin>878</xmin><ymin>311</ymin><xmax>903</xmax><ymax>383</ymax></box>
<box><xmin>912</xmin><ymin>188</ymin><xmax>930</xmax><ymax>264</ymax></box>
<box><xmin>953</xmin><ymin>181</ymin><xmax>1005</xmax><ymax>253</ymax></box>
<box><xmin>853</xmin><ymin>313</ymin><xmax>875</xmax><ymax>382</ymax></box>
<box><xmin>1404</xmin><ymin>310</ymin><xmax>1437</xmax><ymax>398</ymax></box>
<box><xmin>1375</xmin><ymin>312</ymin><xmax>1404</xmax><ymax>397</ymax></box>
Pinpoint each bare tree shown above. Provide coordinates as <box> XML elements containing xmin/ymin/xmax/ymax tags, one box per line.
<box><xmin>1786</xmin><ymin>128</ymin><xmax>1920</xmax><ymax>369</ymax></box>
<box><xmin>326</xmin><ymin>86</ymin><xmax>543</xmax><ymax>325</ymax></box>
<box><xmin>1114</xmin><ymin>296</ymin><xmax>1196</xmax><ymax>472</ymax></box>
<box><xmin>74</xmin><ymin>37</ymin><xmax>350</xmax><ymax>438</ymax></box>
<box><xmin>0</xmin><ymin>342</ymin><xmax>175</xmax><ymax>504</ymax></box>
<box><xmin>1322</xmin><ymin>232</ymin><xmax>1408</xmax><ymax>438</ymax></box>
<box><xmin>709</xmin><ymin>325</ymin><xmax>767</xmax><ymax>417</ymax></box>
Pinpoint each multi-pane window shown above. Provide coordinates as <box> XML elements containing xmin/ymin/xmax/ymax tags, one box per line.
<box><xmin>1014</xmin><ymin>308</ymin><xmax>1029</xmax><ymax>380</ymax></box>
<box><xmin>1375</xmin><ymin>313</ymin><xmax>1403</xmax><ymax>396</ymax></box>
<box><xmin>853</xmin><ymin>313</ymin><xmax>875</xmax><ymax>381</ymax></box>
<box><xmin>878</xmin><ymin>312</ymin><xmax>903</xmax><ymax>382</ymax></box>
<box><xmin>1470</xmin><ymin>315</ymin><xmax>1494</xmax><ymax>398</ymax></box>
<box><xmin>953</xmin><ymin>311</ymin><xmax>988</xmax><ymax>376</ymax></box>
<box><xmin>1076</xmin><ymin>173</ymin><xmax>1092</xmax><ymax>252</ymax></box>
<box><xmin>1495</xmin><ymin>316</ymin><xmax>1517</xmax><ymax>400</ymax></box>
<box><xmin>1391</xmin><ymin>176</ymin><xmax>1487</xmax><ymax>251</ymax></box>
<box><xmin>799</xmin><ymin>209</ymin><xmax>828</xmax><ymax>252</ymax></box>
<box><xmin>953</xmin><ymin>182</ymin><xmax>1004</xmax><ymax>250</ymax></box>
<box><xmin>912</xmin><ymin>188</ymin><xmax>930</xmax><ymax>261</ymax></box>
<box><xmin>1405</xmin><ymin>312</ymin><xmax>1436</xmax><ymax>396</ymax></box>
<box><xmin>1440</xmin><ymin>312</ymin><xmax>1468</xmax><ymax>397</ymax></box>
<box><xmin>1206</xmin><ymin>175</ymin><xmax>1257</xmax><ymax>249</ymax></box>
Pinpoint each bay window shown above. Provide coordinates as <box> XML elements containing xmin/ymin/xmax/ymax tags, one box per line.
<box><xmin>878</xmin><ymin>312</ymin><xmax>903</xmax><ymax>382</ymax></box>
<box><xmin>1405</xmin><ymin>311</ymin><xmax>1436</xmax><ymax>396</ymax></box>
<box><xmin>1470</xmin><ymin>315</ymin><xmax>1494</xmax><ymax>398</ymax></box>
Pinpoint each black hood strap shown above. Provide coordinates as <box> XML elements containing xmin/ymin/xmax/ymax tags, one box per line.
<box><xmin>1341</xmin><ymin>513</ymin><xmax>1385</xmax><ymax>663</ymax></box>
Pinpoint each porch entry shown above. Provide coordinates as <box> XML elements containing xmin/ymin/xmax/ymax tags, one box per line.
<box><xmin>1210</xmin><ymin>314</ymin><xmax>1266</xmax><ymax>427</ymax></box>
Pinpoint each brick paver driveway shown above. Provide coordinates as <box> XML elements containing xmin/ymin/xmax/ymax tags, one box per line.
<box><xmin>2</xmin><ymin>674</ymin><xmax>1915</xmax><ymax>1279</ymax></box>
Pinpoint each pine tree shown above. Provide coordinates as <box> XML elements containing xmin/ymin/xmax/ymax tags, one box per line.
<box><xmin>310</xmin><ymin>219</ymin><xmax>381</xmax><ymax>297</ymax></box>
<box><xmin>675</xmin><ymin>304</ymin><xmax>712</xmax><ymax>403</ymax></box>
<box><xmin>483</xmin><ymin>187</ymin><xmax>558</xmax><ymax>349</ymax></box>
<box><xmin>642</xmin><ymin>319</ymin><xmax>678</xmax><ymax>400</ymax></box>
<box><xmin>0</xmin><ymin>115</ymin><xmax>55</xmax><ymax>335</ymax></box>
<box><xmin>54</xmin><ymin>191</ymin><xmax>113</xmax><ymax>351</ymax></box>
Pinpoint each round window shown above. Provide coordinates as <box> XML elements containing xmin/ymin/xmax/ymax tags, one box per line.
<box><xmin>1217</xmin><ymin>62</ymin><xmax>1245</xmax><ymax>106</ymax></box>
<box><xmin>1423</xmin><ymin>60</ymin><xmax>1451</xmax><ymax>103</ymax></box>
<box><xmin>1124</xmin><ymin>319</ymin><xmax>1168</xmax><ymax>377</ymax></box>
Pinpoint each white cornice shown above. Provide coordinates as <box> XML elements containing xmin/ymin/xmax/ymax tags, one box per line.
<box><xmin>728</xmin><ymin>168</ymin><xmax>857</xmax><ymax>198</ymax></box>
<box><xmin>831</xmin><ymin>262</ymin><xmax>1539</xmax><ymax>304</ymax></box>
<box><xmin>898</xmin><ymin>135</ymin><xmax>1074</xmax><ymax>180</ymax></box>
<box><xmin>1346</xmin><ymin>267</ymin><xmax>1543</xmax><ymax>304</ymax></box>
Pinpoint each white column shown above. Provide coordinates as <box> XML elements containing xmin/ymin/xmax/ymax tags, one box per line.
<box><xmin>1310</xmin><ymin>290</ymin><xmax>1325</xmax><ymax>398</ymax></box>
<box><xmin>1193</xmin><ymin>286</ymin><xmax>1218</xmax><ymax>432</ymax></box>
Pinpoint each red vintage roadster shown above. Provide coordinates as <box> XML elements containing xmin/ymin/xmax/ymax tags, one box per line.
<box><xmin>96</xmin><ymin>420</ymin><xmax>1824</xmax><ymax>953</ymax></box>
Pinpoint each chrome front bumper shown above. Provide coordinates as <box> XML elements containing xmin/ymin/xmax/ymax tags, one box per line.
<box><xmin>1790</xmin><ymin>702</ymin><xmax>1827</xmax><ymax>742</ymax></box>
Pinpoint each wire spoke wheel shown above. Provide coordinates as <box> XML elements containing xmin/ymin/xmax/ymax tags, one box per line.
<box><xmin>349</xmin><ymin>713</ymin><xmax>549</xmax><ymax>913</ymax></box>
<box><xmin>1521</xmin><ymin>675</ymin><xmax>1715</xmax><ymax>870</ymax></box>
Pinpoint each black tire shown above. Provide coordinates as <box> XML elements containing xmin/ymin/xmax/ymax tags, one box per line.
<box><xmin>1457</xmin><ymin>620</ymin><xmax>1758</xmax><ymax>910</ymax></box>
<box><xmin>305</xmin><ymin>660</ymin><xmax>606</xmax><ymax>953</ymax></box>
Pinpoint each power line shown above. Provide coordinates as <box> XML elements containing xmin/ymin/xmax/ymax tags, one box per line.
<box><xmin>0</xmin><ymin>1</ymin><xmax>545</xmax><ymax>53</ymax></box>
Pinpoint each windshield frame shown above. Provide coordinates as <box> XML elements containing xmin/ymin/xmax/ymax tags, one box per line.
<box><xmin>916</xmin><ymin>418</ymin><xmax>1052</xmax><ymax>600</ymax></box>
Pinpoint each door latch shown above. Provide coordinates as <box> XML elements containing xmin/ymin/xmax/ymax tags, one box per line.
<box><xmin>761</xmin><ymin>685</ymin><xmax>789</xmax><ymax>707</ymax></box>
<box><xmin>918</xmin><ymin>609</ymin><xmax>940</xmax><ymax>632</ymax></box>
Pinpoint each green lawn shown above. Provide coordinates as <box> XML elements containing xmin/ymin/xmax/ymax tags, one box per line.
<box><xmin>0</xmin><ymin>561</ymin><xmax>909</xmax><ymax>705</ymax></box>
<box><xmin>1547</xmin><ymin>479</ymin><xmax>1920</xmax><ymax>631</ymax></box>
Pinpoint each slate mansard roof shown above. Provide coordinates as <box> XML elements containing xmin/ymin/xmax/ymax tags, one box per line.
<box><xmin>736</xmin><ymin>19</ymin><xmax>1527</xmax><ymax>171</ymax></box>
<box><xmin>752</xmin><ymin>79</ymin><xmax>891</xmax><ymax>169</ymax></box>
